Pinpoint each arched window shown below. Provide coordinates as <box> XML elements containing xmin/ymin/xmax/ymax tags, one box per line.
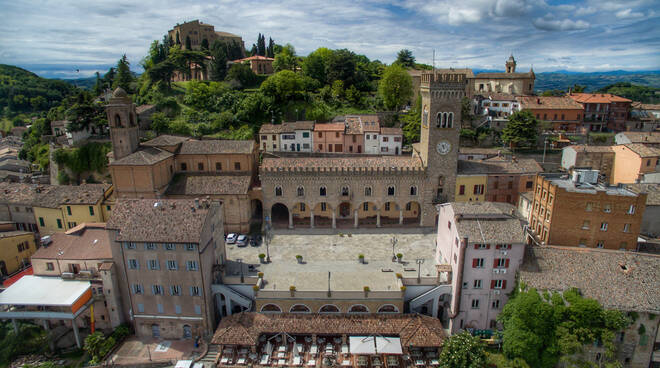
<box><xmin>275</xmin><ymin>186</ymin><xmax>282</xmax><ymax>196</ymax></box>
<box><xmin>447</xmin><ymin>113</ymin><xmax>453</xmax><ymax>128</ymax></box>
<box><xmin>341</xmin><ymin>186</ymin><xmax>349</xmax><ymax>196</ymax></box>
<box><xmin>114</xmin><ymin>114</ymin><xmax>122</xmax><ymax>127</ymax></box>
<box><xmin>348</xmin><ymin>304</ymin><xmax>369</xmax><ymax>313</ymax></box>
<box><xmin>320</xmin><ymin>186</ymin><xmax>327</xmax><ymax>196</ymax></box>
<box><xmin>377</xmin><ymin>305</ymin><xmax>399</xmax><ymax>313</ymax></box>
<box><xmin>436</xmin><ymin>113</ymin><xmax>442</xmax><ymax>128</ymax></box>
<box><xmin>442</xmin><ymin>113</ymin><xmax>449</xmax><ymax>128</ymax></box>
<box><xmin>130</xmin><ymin>113</ymin><xmax>135</xmax><ymax>126</ymax></box>
<box><xmin>410</xmin><ymin>186</ymin><xmax>417</xmax><ymax>196</ymax></box>
<box><xmin>422</xmin><ymin>106</ymin><xmax>429</xmax><ymax>127</ymax></box>
<box><xmin>290</xmin><ymin>304</ymin><xmax>311</xmax><ymax>313</ymax></box>
<box><xmin>260</xmin><ymin>304</ymin><xmax>282</xmax><ymax>313</ymax></box>
<box><xmin>387</xmin><ymin>186</ymin><xmax>395</xmax><ymax>196</ymax></box>
<box><xmin>364</xmin><ymin>186</ymin><xmax>372</xmax><ymax>196</ymax></box>
<box><xmin>297</xmin><ymin>186</ymin><xmax>304</xmax><ymax>197</ymax></box>
<box><xmin>319</xmin><ymin>304</ymin><xmax>340</xmax><ymax>313</ymax></box>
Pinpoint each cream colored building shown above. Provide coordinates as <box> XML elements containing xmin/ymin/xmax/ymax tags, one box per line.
<box><xmin>168</xmin><ymin>20</ymin><xmax>244</xmax><ymax>52</ymax></box>
<box><xmin>0</xmin><ymin>230</ymin><xmax>36</xmax><ymax>278</ymax></box>
<box><xmin>471</xmin><ymin>55</ymin><xmax>535</xmax><ymax>96</ymax></box>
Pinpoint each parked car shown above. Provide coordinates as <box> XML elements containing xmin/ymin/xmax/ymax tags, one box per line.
<box><xmin>236</xmin><ymin>234</ymin><xmax>248</xmax><ymax>247</ymax></box>
<box><xmin>226</xmin><ymin>233</ymin><xmax>237</xmax><ymax>244</ymax></box>
<box><xmin>249</xmin><ymin>236</ymin><xmax>257</xmax><ymax>247</ymax></box>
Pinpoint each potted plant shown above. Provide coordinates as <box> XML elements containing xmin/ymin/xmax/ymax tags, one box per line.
<box><xmin>358</xmin><ymin>254</ymin><xmax>365</xmax><ymax>264</ymax></box>
<box><xmin>252</xmin><ymin>284</ymin><xmax>260</xmax><ymax>292</ymax></box>
<box><xmin>258</xmin><ymin>272</ymin><xmax>264</xmax><ymax>279</ymax></box>
<box><xmin>395</xmin><ymin>273</ymin><xmax>402</xmax><ymax>279</ymax></box>
<box><xmin>259</xmin><ymin>253</ymin><xmax>266</xmax><ymax>264</ymax></box>
<box><xmin>396</xmin><ymin>253</ymin><xmax>403</xmax><ymax>263</ymax></box>
<box><xmin>289</xmin><ymin>285</ymin><xmax>296</xmax><ymax>297</ymax></box>
<box><xmin>363</xmin><ymin>286</ymin><xmax>370</xmax><ymax>296</ymax></box>
<box><xmin>400</xmin><ymin>286</ymin><xmax>407</xmax><ymax>292</ymax></box>
<box><xmin>296</xmin><ymin>255</ymin><xmax>303</xmax><ymax>264</ymax></box>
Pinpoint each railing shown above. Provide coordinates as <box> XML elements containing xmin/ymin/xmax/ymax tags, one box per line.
<box><xmin>432</xmin><ymin>195</ymin><xmax>448</xmax><ymax>204</ymax></box>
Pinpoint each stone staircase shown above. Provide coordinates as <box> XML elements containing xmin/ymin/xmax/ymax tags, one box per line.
<box><xmin>198</xmin><ymin>343</ymin><xmax>220</xmax><ymax>366</ymax></box>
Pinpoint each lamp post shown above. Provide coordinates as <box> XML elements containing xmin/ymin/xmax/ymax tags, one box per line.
<box><xmin>237</xmin><ymin>258</ymin><xmax>244</xmax><ymax>283</ymax></box>
<box><xmin>415</xmin><ymin>258</ymin><xmax>425</xmax><ymax>283</ymax></box>
<box><xmin>542</xmin><ymin>137</ymin><xmax>548</xmax><ymax>163</ymax></box>
<box><xmin>265</xmin><ymin>222</ymin><xmax>271</xmax><ymax>263</ymax></box>
<box><xmin>391</xmin><ymin>236</ymin><xmax>398</xmax><ymax>262</ymax></box>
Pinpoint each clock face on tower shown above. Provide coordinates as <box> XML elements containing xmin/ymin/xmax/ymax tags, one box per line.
<box><xmin>437</xmin><ymin>140</ymin><xmax>451</xmax><ymax>155</ymax></box>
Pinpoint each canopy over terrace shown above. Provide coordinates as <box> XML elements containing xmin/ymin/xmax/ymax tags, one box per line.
<box><xmin>0</xmin><ymin>275</ymin><xmax>92</xmax><ymax>348</ymax></box>
<box><xmin>349</xmin><ymin>336</ymin><xmax>403</xmax><ymax>355</ymax></box>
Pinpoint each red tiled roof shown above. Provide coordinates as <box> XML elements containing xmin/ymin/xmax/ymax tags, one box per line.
<box><xmin>568</xmin><ymin>93</ymin><xmax>631</xmax><ymax>104</ymax></box>
<box><xmin>32</xmin><ymin>224</ymin><xmax>112</xmax><ymax>260</ymax></box>
<box><xmin>233</xmin><ymin>55</ymin><xmax>275</xmax><ymax>62</ymax></box>
<box><xmin>212</xmin><ymin>313</ymin><xmax>446</xmax><ymax>348</ymax></box>
<box><xmin>517</xmin><ymin>96</ymin><xmax>584</xmax><ymax>110</ymax></box>
<box><xmin>314</xmin><ymin>123</ymin><xmax>345</xmax><ymax>132</ymax></box>
<box><xmin>380</xmin><ymin>127</ymin><xmax>403</xmax><ymax>135</ymax></box>
<box><xmin>262</xmin><ymin>155</ymin><xmax>422</xmax><ymax>170</ymax></box>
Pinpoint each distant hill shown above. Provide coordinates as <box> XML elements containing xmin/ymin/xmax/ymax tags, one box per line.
<box><xmin>60</xmin><ymin>75</ymin><xmax>97</xmax><ymax>90</ymax></box>
<box><xmin>0</xmin><ymin>64</ymin><xmax>77</xmax><ymax>117</ymax></box>
<box><xmin>535</xmin><ymin>71</ymin><xmax>660</xmax><ymax>93</ymax></box>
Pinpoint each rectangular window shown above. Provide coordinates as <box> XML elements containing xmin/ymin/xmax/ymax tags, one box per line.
<box><xmin>56</xmin><ymin>219</ymin><xmax>63</xmax><ymax>229</ymax></box>
<box><xmin>145</xmin><ymin>243</ymin><xmax>156</xmax><ymax>250</ymax></box>
<box><xmin>472</xmin><ymin>258</ymin><xmax>485</xmax><ymax>268</ymax></box>
<box><xmin>67</xmin><ymin>206</ymin><xmax>72</xmax><ymax>215</ymax></box>
<box><xmin>492</xmin><ymin>280</ymin><xmax>504</xmax><ymax>289</ymax></box>
<box><xmin>152</xmin><ymin>285</ymin><xmax>163</xmax><ymax>295</ymax></box>
<box><xmin>133</xmin><ymin>284</ymin><xmax>143</xmax><ymax>294</ymax></box>
<box><xmin>187</xmin><ymin>260</ymin><xmax>199</xmax><ymax>271</ymax></box>
<box><xmin>157</xmin><ymin>304</ymin><xmax>164</xmax><ymax>313</ymax></box>
<box><xmin>46</xmin><ymin>262</ymin><xmax>54</xmax><ymax>270</ymax></box>
<box><xmin>603</xmin><ymin>204</ymin><xmax>611</xmax><ymax>213</ymax></box>
<box><xmin>175</xmin><ymin>305</ymin><xmax>182</xmax><ymax>314</ymax></box>
<box><xmin>586</xmin><ymin>202</ymin><xmax>593</xmax><ymax>212</ymax></box>
<box><xmin>628</xmin><ymin>205</ymin><xmax>635</xmax><ymax>214</ymax></box>
<box><xmin>302</xmin><ymin>132</ymin><xmax>309</xmax><ymax>138</ymax></box>
<box><xmin>494</xmin><ymin>258</ymin><xmax>508</xmax><ymax>268</ymax></box>
<box><xmin>39</xmin><ymin>217</ymin><xmax>45</xmax><ymax>227</ymax></box>
<box><xmin>128</xmin><ymin>259</ymin><xmax>139</xmax><ymax>270</ymax></box>
<box><xmin>106</xmin><ymin>205</ymin><xmax>111</xmax><ymax>211</ymax></box>
<box><xmin>623</xmin><ymin>223</ymin><xmax>630</xmax><ymax>233</ymax></box>
<box><xmin>363</xmin><ymin>202</ymin><xmax>369</xmax><ymax>211</ymax></box>
<box><xmin>125</xmin><ymin>242</ymin><xmax>136</xmax><ymax>249</ymax></box>
<box><xmin>234</xmin><ymin>162</ymin><xmax>241</xmax><ymax>170</ymax></box>
<box><xmin>492</xmin><ymin>300</ymin><xmax>500</xmax><ymax>309</ymax></box>
<box><xmin>382</xmin><ymin>137</ymin><xmax>389</xmax><ymax>142</ymax></box>
<box><xmin>385</xmin><ymin>202</ymin><xmax>391</xmax><ymax>211</ymax></box>
<box><xmin>165</xmin><ymin>243</ymin><xmax>176</xmax><ymax>251</ymax></box>
<box><xmin>191</xmin><ymin>286</ymin><xmax>201</xmax><ymax>296</ymax></box>
<box><xmin>194</xmin><ymin>305</ymin><xmax>202</xmax><ymax>315</ymax></box>
<box><xmin>186</xmin><ymin>244</ymin><xmax>196</xmax><ymax>251</ymax></box>
<box><xmin>600</xmin><ymin>222</ymin><xmax>608</xmax><ymax>231</ymax></box>
<box><xmin>473</xmin><ymin>280</ymin><xmax>482</xmax><ymax>289</ymax></box>
<box><xmin>582</xmin><ymin>220</ymin><xmax>590</xmax><ymax>230</ymax></box>
<box><xmin>215</xmin><ymin>162</ymin><xmax>222</xmax><ymax>171</ymax></box>
<box><xmin>167</xmin><ymin>260</ymin><xmax>178</xmax><ymax>270</ymax></box>
<box><xmin>597</xmin><ymin>240</ymin><xmax>604</xmax><ymax>248</ymax></box>
<box><xmin>198</xmin><ymin>162</ymin><xmax>204</xmax><ymax>171</ymax></box>
<box><xmin>89</xmin><ymin>206</ymin><xmax>95</xmax><ymax>216</ymax></box>
<box><xmin>459</xmin><ymin>185</ymin><xmax>465</xmax><ymax>195</ymax></box>
<box><xmin>137</xmin><ymin>303</ymin><xmax>144</xmax><ymax>313</ymax></box>
<box><xmin>321</xmin><ymin>203</ymin><xmax>327</xmax><ymax>211</ymax></box>
<box><xmin>148</xmin><ymin>259</ymin><xmax>159</xmax><ymax>270</ymax></box>
<box><xmin>170</xmin><ymin>285</ymin><xmax>181</xmax><ymax>296</ymax></box>
<box><xmin>181</xmin><ymin>163</ymin><xmax>187</xmax><ymax>171</ymax></box>
<box><xmin>471</xmin><ymin>299</ymin><xmax>480</xmax><ymax>309</ymax></box>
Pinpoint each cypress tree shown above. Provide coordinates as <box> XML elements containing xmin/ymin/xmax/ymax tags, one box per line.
<box><xmin>113</xmin><ymin>54</ymin><xmax>133</xmax><ymax>92</ymax></box>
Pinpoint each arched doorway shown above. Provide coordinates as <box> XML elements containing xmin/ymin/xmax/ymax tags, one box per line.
<box><xmin>403</xmin><ymin>201</ymin><xmax>421</xmax><ymax>225</ymax></box>
<box><xmin>271</xmin><ymin>203</ymin><xmax>289</xmax><ymax>229</ymax></box>
<box><xmin>380</xmin><ymin>201</ymin><xmax>399</xmax><ymax>226</ymax></box>
<box><xmin>338</xmin><ymin>202</ymin><xmax>351</xmax><ymax>217</ymax></box>
<box><xmin>291</xmin><ymin>202</ymin><xmax>310</xmax><ymax>227</ymax></box>
<box><xmin>183</xmin><ymin>325</ymin><xmax>192</xmax><ymax>339</ymax></box>
<box><xmin>337</xmin><ymin>202</ymin><xmax>352</xmax><ymax>228</ymax></box>
<box><xmin>313</xmin><ymin>202</ymin><xmax>333</xmax><ymax>228</ymax></box>
<box><xmin>251</xmin><ymin>199</ymin><xmax>263</xmax><ymax>220</ymax></box>
<box><xmin>358</xmin><ymin>202</ymin><xmax>378</xmax><ymax>227</ymax></box>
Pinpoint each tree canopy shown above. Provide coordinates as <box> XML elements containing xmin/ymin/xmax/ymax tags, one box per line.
<box><xmin>501</xmin><ymin>110</ymin><xmax>539</xmax><ymax>148</ymax></box>
<box><xmin>438</xmin><ymin>331</ymin><xmax>488</xmax><ymax>368</ymax></box>
<box><xmin>113</xmin><ymin>54</ymin><xmax>133</xmax><ymax>92</ymax></box>
<box><xmin>395</xmin><ymin>49</ymin><xmax>416</xmax><ymax>69</ymax></box>
<box><xmin>378</xmin><ymin>64</ymin><xmax>413</xmax><ymax>111</ymax></box>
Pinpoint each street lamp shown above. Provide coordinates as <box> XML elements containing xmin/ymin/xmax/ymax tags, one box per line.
<box><xmin>542</xmin><ymin>138</ymin><xmax>548</xmax><ymax>163</ymax></box>
<box><xmin>265</xmin><ymin>222</ymin><xmax>271</xmax><ymax>263</ymax></box>
<box><xmin>415</xmin><ymin>258</ymin><xmax>425</xmax><ymax>283</ymax></box>
<box><xmin>237</xmin><ymin>258</ymin><xmax>244</xmax><ymax>283</ymax></box>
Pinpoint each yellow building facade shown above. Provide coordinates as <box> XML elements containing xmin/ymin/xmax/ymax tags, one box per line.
<box><xmin>455</xmin><ymin>174</ymin><xmax>488</xmax><ymax>202</ymax></box>
<box><xmin>34</xmin><ymin>185</ymin><xmax>114</xmax><ymax>235</ymax></box>
<box><xmin>0</xmin><ymin>231</ymin><xmax>36</xmax><ymax>277</ymax></box>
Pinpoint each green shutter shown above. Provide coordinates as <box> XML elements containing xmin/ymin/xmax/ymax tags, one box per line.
<box><xmin>56</xmin><ymin>219</ymin><xmax>62</xmax><ymax>228</ymax></box>
<box><xmin>67</xmin><ymin>206</ymin><xmax>72</xmax><ymax>215</ymax></box>
<box><xmin>39</xmin><ymin>217</ymin><xmax>45</xmax><ymax>227</ymax></box>
<box><xmin>89</xmin><ymin>206</ymin><xmax>94</xmax><ymax>216</ymax></box>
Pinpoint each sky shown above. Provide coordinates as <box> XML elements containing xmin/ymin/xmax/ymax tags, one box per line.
<box><xmin>0</xmin><ymin>0</ymin><xmax>659</xmax><ymax>78</ymax></box>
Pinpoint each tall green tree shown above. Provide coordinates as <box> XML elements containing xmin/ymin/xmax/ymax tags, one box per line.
<box><xmin>302</xmin><ymin>48</ymin><xmax>330</xmax><ymax>84</ymax></box>
<box><xmin>93</xmin><ymin>72</ymin><xmax>103</xmax><ymax>96</ymax></box>
<box><xmin>378</xmin><ymin>64</ymin><xmax>413</xmax><ymax>111</ymax></box>
<box><xmin>113</xmin><ymin>54</ymin><xmax>133</xmax><ymax>92</ymax></box>
<box><xmin>257</xmin><ymin>33</ymin><xmax>266</xmax><ymax>56</ymax></box>
<box><xmin>201</xmin><ymin>38</ymin><xmax>209</xmax><ymax>51</ymax></box>
<box><xmin>395</xmin><ymin>49</ymin><xmax>415</xmax><ymax>68</ymax></box>
<box><xmin>438</xmin><ymin>332</ymin><xmax>488</xmax><ymax>368</ymax></box>
<box><xmin>273</xmin><ymin>44</ymin><xmax>298</xmax><ymax>72</ymax></box>
<box><xmin>402</xmin><ymin>95</ymin><xmax>422</xmax><ymax>144</ymax></box>
<box><xmin>209</xmin><ymin>41</ymin><xmax>228</xmax><ymax>81</ymax></box>
<box><xmin>501</xmin><ymin>110</ymin><xmax>539</xmax><ymax>148</ymax></box>
<box><xmin>267</xmin><ymin>37</ymin><xmax>275</xmax><ymax>58</ymax></box>
<box><xmin>226</xmin><ymin>63</ymin><xmax>257</xmax><ymax>88</ymax></box>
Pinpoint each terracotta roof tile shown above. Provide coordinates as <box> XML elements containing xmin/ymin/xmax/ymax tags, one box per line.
<box><xmin>142</xmin><ymin>135</ymin><xmax>191</xmax><ymax>147</ymax></box>
<box><xmin>520</xmin><ymin>246</ymin><xmax>660</xmax><ymax>313</ymax></box>
<box><xmin>37</xmin><ymin>184</ymin><xmax>111</xmax><ymax>208</ymax></box>
<box><xmin>624</xmin><ymin>183</ymin><xmax>660</xmax><ymax>206</ymax></box>
<box><xmin>165</xmin><ymin>173</ymin><xmax>251</xmax><ymax>196</ymax></box>
<box><xmin>106</xmin><ymin>199</ymin><xmax>215</xmax><ymax>243</ymax></box>
<box><xmin>564</xmin><ymin>145</ymin><xmax>614</xmax><ymax>153</ymax></box>
<box><xmin>624</xmin><ymin>143</ymin><xmax>660</xmax><ymax>158</ymax></box>
<box><xmin>31</xmin><ymin>224</ymin><xmax>111</xmax><ymax>260</ymax></box>
<box><xmin>282</xmin><ymin>121</ymin><xmax>315</xmax><ymax>132</ymax></box>
<box><xmin>618</xmin><ymin>132</ymin><xmax>660</xmax><ymax>144</ymax></box>
<box><xmin>212</xmin><ymin>313</ymin><xmax>446</xmax><ymax>348</ymax></box>
<box><xmin>259</xmin><ymin>124</ymin><xmax>283</xmax><ymax>134</ymax></box>
<box><xmin>568</xmin><ymin>93</ymin><xmax>631</xmax><ymax>104</ymax></box>
<box><xmin>518</xmin><ymin>96</ymin><xmax>584</xmax><ymax>110</ymax></box>
<box><xmin>179</xmin><ymin>140</ymin><xmax>255</xmax><ymax>155</ymax></box>
<box><xmin>380</xmin><ymin>127</ymin><xmax>403</xmax><ymax>135</ymax></box>
<box><xmin>0</xmin><ymin>231</ymin><xmax>33</xmax><ymax>239</ymax></box>
<box><xmin>314</xmin><ymin>123</ymin><xmax>345</xmax><ymax>132</ymax></box>
<box><xmin>475</xmin><ymin>72</ymin><xmax>534</xmax><ymax>79</ymax></box>
<box><xmin>110</xmin><ymin>147</ymin><xmax>174</xmax><ymax>166</ymax></box>
<box><xmin>233</xmin><ymin>55</ymin><xmax>275</xmax><ymax>62</ymax></box>
<box><xmin>262</xmin><ymin>156</ymin><xmax>422</xmax><ymax>170</ymax></box>
<box><xmin>458</xmin><ymin>158</ymin><xmax>542</xmax><ymax>175</ymax></box>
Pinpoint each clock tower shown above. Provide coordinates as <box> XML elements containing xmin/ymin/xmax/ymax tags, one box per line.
<box><xmin>418</xmin><ymin>71</ymin><xmax>463</xmax><ymax>220</ymax></box>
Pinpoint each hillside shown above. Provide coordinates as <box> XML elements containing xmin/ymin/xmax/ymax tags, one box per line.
<box><xmin>0</xmin><ymin>64</ymin><xmax>77</xmax><ymax>117</ymax></box>
<box><xmin>535</xmin><ymin>70</ymin><xmax>660</xmax><ymax>94</ymax></box>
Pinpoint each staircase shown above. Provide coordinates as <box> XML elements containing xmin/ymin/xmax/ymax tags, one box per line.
<box><xmin>409</xmin><ymin>284</ymin><xmax>452</xmax><ymax>311</ymax></box>
<box><xmin>199</xmin><ymin>343</ymin><xmax>220</xmax><ymax>366</ymax></box>
<box><xmin>211</xmin><ymin>284</ymin><xmax>253</xmax><ymax>310</ymax></box>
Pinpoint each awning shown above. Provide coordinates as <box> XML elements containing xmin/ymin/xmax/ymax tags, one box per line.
<box><xmin>349</xmin><ymin>336</ymin><xmax>402</xmax><ymax>355</ymax></box>
<box><xmin>0</xmin><ymin>275</ymin><xmax>91</xmax><ymax>312</ymax></box>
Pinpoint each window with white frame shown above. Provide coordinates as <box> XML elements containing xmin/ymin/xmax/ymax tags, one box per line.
<box><xmin>628</xmin><ymin>205</ymin><xmax>635</xmax><ymax>214</ymax></box>
<box><xmin>473</xmin><ymin>280</ymin><xmax>482</xmax><ymax>289</ymax></box>
<box><xmin>128</xmin><ymin>259</ymin><xmax>139</xmax><ymax>269</ymax></box>
<box><xmin>191</xmin><ymin>286</ymin><xmax>201</xmax><ymax>296</ymax></box>
<box><xmin>165</xmin><ymin>243</ymin><xmax>176</xmax><ymax>251</ymax></box>
<box><xmin>148</xmin><ymin>259</ymin><xmax>159</xmax><ymax>270</ymax></box>
<box><xmin>187</xmin><ymin>260</ymin><xmax>199</xmax><ymax>271</ymax></box>
<box><xmin>152</xmin><ymin>285</ymin><xmax>164</xmax><ymax>295</ymax></box>
<box><xmin>600</xmin><ymin>222</ymin><xmax>608</xmax><ymax>231</ymax></box>
<box><xmin>170</xmin><ymin>285</ymin><xmax>181</xmax><ymax>296</ymax></box>
<box><xmin>471</xmin><ymin>299</ymin><xmax>480</xmax><ymax>309</ymax></box>
<box><xmin>167</xmin><ymin>260</ymin><xmax>178</xmax><ymax>270</ymax></box>
<box><xmin>132</xmin><ymin>284</ymin><xmax>143</xmax><ymax>294</ymax></box>
<box><xmin>623</xmin><ymin>223</ymin><xmax>630</xmax><ymax>233</ymax></box>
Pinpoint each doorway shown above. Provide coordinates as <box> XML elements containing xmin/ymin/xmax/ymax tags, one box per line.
<box><xmin>183</xmin><ymin>325</ymin><xmax>192</xmax><ymax>339</ymax></box>
<box><xmin>151</xmin><ymin>324</ymin><xmax>160</xmax><ymax>338</ymax></box>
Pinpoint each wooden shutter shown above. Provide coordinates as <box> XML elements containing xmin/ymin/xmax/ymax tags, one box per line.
<box><xmin>490</xmin><ymin>280</ymin><xmax>496</xmax><ymax>289</ymax></box>
<box><xmin>472</xmin><ymin>259</ymin><xmax>478</xmax><ymax>268</ymax></box>
<box><xmin>474</xmin><ymin>244</ymin><xmax>479</xmax><ymax>249</ymax></box>
<box><xmin>505</xmin><ymin>259</ymin><xmax>510</xmax><ymax>268</ymax></box>
<box><xmin>502</xmin><ymin>280</ymin><xmax>507</xmax><ymax>289</ymax></box>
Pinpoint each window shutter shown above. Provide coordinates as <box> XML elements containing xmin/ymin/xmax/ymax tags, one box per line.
<box><xmin>502</xmin><ymin>280</ymin><xmax>507</xmax><ymax>289</ymax></box>
<box><xmin>486</xmin><ymin>244</ymin><xmax>491</xmax><ymax>249</ymax></box>
<box><xmin>495</xmin><ymin>244</ymin><xmax>501</xmax><ymax>249</ymax></box>
<box><xmin>505</xmin><ymin>259</ymin><xmax>510</xmax><ymax>268</ymax></box>
<box><xmin>472</xmin><ymin>259</ymin><xmax>478</xmax><ymax>268</ymax></box>
<box><xmin>474</xmin><ymin>244</ymin><xmax>479</xmax><ymax>249</ymax></box>
<box><xmin>490</xmin><ymin>280</ymin><xmax>496</xmax><ymax>289</ymax></box>
<box><xmin>493</xmin><ymin>259</ymin><xmax>499</xmax><ymax>268</ymax></box>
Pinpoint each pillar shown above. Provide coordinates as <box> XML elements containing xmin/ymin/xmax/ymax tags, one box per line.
<box><xmin>310</xmin><ymin>211</ymin><xmax>314</xmax><ymax>229</ymax></box>
<box><xmin>432</xmin><ymin>296</ymin><xmax>439</xmax><ymax>318</ymax></box>
<box><xmin>399</xmin><ymin>209</ymin><xmax>403</xmax><ymax>225</ymax></box>
<box><xmin>43</xmin><ymin>320</ymin><xmax>55</xmax><ymax>352</ymax></box>
<box><xmin>288</xmin><ymin>211</ymin><xmax>293</xmax><ymax>229</ymax></box>
<box><xmin>420</xmin><ymin>209</ymin><xmax>425</xmax><ymax>227</ymax></box>
<box><xmin>72</xmin><ymin>318</ymin><xmax>81</xmax><ymax>349</ymax></box>
<box><xmin>376</xmin><ymin>212</ymin><xmax>381</xmax><ymax>228</ymax></box>
<box><xmin>354</xmin><ymin>210</ymin><xmax>358</xmax><ymax>228</ymax></box>
<box><xmin>225</xmin><ymin>295</ymin><xmax>233</xmax><ymax>316</ymax></box>
<box><xmin>332</xmin><ymin>212</ymin><xmax>336</xmax><ymax>229</ymax></box>
<box><xmin>12</xmin><ymin>319</ymin><xmax>18</xmax><ymax>334</ymax></box>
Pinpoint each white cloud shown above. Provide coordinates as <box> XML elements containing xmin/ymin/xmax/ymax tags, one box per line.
<box><xmin>615</xmin><ymin>8</ymin><xmax>645</xmax><ymax>19</ymax></box>
<box><xmin>532</xmin><ymin>16</ymin><xmax>590</xmax><ymax>31</ymax></box>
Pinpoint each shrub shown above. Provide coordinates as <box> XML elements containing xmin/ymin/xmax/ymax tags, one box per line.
<box><xmin>259</xmin><ymin>253</ymin><xmax>266</xmax><ymax>259</ymax></box>
<box><xmin>253</xmin><ymin>285</ymin><xmax>260</xmax><ymax>291</ymax></box>
<box><xmin>258</xmin><ymin>272</ymin><xmax>264</xmax><ymax>278</ymax></box>
<box><xmin>395</xmin><ymin>273</ymin><xmax>402</xmax><ymax>279</ymax></box>
<box><xmin>358</xmin><ymin>254</ymin><xmax>365</xmax><ymax>259</ymax></box>
<box><xmin>396</xmin><ymin>253</ymin><xmax>403</xmax><ymax>259</ymax></box>
<box><xmin>289</xmin><ymin>285</ymin><xmax>296</xmax><ymax>291</ymax></box>
<box><xmin>363</xmin><ymin>286</ymin><xmax>370</xmax><ymax>292</ymax></box>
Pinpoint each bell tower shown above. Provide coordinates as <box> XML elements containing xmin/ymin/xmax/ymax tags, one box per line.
<box><xmin>106</xmin><ymin>88</ymin><xmax>139</xmax><ymax>161</ymax></box>
<box><xmin>506</xmin><ymin>54</ymin><xmax>516</xmax><ymax>73</ymax></box>
<box><xmin>419</xmin><ymin>71</ymin><xmax>462</xmax><ymax>221</ymax></box>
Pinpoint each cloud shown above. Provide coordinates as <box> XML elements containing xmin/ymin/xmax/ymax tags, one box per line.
<box><xmin>0</xmin><ymin>0</ymin><xmax>658</xmax><ymax>77</ymax></box>
<box><xmin>615</xmin><ymin>8</ymin><xmax>645</xmax><ymax>19</ymax></box>
<box><xmin>533</xmin><ymin>16</ymin><xmax>590</xmax><ymax>31</ymax></box>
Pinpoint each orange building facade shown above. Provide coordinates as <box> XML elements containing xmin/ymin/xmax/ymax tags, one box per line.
<box><xmin>517</xmin><ymin>96</ymin><xmax>584</xmax><ymax>132</ymax></box>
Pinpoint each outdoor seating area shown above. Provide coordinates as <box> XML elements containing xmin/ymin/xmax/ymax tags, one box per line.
<box><xmin>212</xmin><ymin>313</ymin><xmax>446</xmax><ymax>368</ymax></box>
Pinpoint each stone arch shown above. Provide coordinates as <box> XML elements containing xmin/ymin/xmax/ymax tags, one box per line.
<box><xmin>312</xmin><ymin>202</ymin><xmax>333</xmax><ymax>228</ymax></box>
<box><xmin>291</xmin><ymin>202</ymin><xmax>310</xmax><ymax>227</ymax></box>
<box><xmin>271</xmin><ymin>203</ymin><xmax>289</xmax><ymax>229</ymax></box>
<box><xmin>114</xmin><ymin>114</ymin><xmax>122</xmax><ymax>127</ymax></box>
<box><xmin>251</xmin><ymin>199</ymin><xmax>263</xmax><ymax>220</ymax></box>
<box><xmin>358</xmin><ymin>201</ymin><xmax>379</xmax><ymax>227</ymax></box>
<box><xmin>447</xmin><ymin>112</ymin><xmax>454</xmax><ymax>128</ymax></box>
<box><xmin>348</xmin><ymin>304</ymin><xmax>370</xmax><ymax>313</ymax></box>
<box><xmin>386</xmin><ymin>184</ymin><xmax>396</xmax><ymax>197</ymax></box>
<box><xmin>290</xmin><ymin>304</ymin><xmax>311</xmax><ymax>313</ymax></box>
<box><xmin>377</xmin><ymin>304</ymin><xmax>399</xmax><ymax>313</ymax></box>
<box><xmin>260</xmin><ymin>304</ymin><xmax>282</xmax><ymax>313</ymax></box>
<box><xmin>337</xmin><ymin>201</ymin><xmax>352</xmax><ymax>219</ymax></box>
<box><xmin>403</xmin><ymin>201</ymin><xmax>422</xmax><ymax>225</ymax></box>
<box><xmin>319</xmin><ymin>186</ymin><xmax>327</xmax><ymax>197</ymax></box>
<box><xmin>319</xmin><ymin>304</ymin><xmax>341</xmax><ymax>313</ymax></box>
<box><xmin>380</xmin><ymin>201</ymin><xmax>400</xmax><ymax>226</ymax></box>
<box><xmin>340</xmin><ymin>184</ymin><xmax>351</xmax><ymax>197</ymax></box>
<box><xmin>296</xmin><ymin>186</ymin><xmax>305</xmax><ymax>197</ymax></box>
<box><xmin>436</xmin><ymin>112</ymin><xmax>442</xmax><ymax>127</ymax></box>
